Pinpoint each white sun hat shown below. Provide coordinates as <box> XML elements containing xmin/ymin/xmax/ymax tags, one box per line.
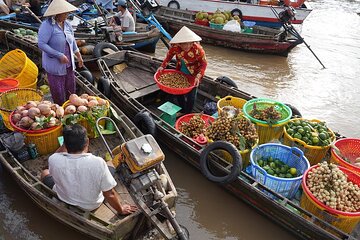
<box><xmin>169</xmin><ymin>26</ymin><xmax>202</xmax><ymax>44</ymax></box>
<box><xmin>43</xmin><ymin>0</ymin><xmax>78</xmax><ymax>17</ymax></box>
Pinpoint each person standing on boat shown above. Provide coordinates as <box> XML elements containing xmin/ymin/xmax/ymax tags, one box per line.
<box><xmin>38</xmin><ymin>0</ymin><xmax>84</xmax><ymax>105</ymax></box>
<box><xmin>0</xmin><ymin>0</ymin><xmax>11</xmax><ymax>14</ymax></box>
<box><xmin>41</xmin><ymin>124</ymin><xmax>138</xmax><ymax>215</ymax></box>
<box><xmin>158</xmin><ymin>26</ymin><xmax>207</xmax><ymax>113</ymax></box>
<box><xmin>109</xmin><ymin>0</ymin><xmax>135</xmax><ymax>32</ymax></box>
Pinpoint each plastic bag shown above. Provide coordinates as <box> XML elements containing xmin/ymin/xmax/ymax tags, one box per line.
<box><xmin>223</xmin><ymin>20</ymin><xmax>241</xmax><ymax>33</ymax></box>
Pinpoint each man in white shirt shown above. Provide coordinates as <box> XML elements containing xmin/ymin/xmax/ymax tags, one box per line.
<box><xmin>41</xmin><ymin>124</ymin><xmax>137</xmax><ymax>215</ymax></box>
<box><xmin>110</xmin><ymin>0</ymin><xmax>135</xmax><ymax>32</ymax></box>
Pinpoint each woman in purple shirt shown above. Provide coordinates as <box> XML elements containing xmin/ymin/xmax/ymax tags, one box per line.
<box><xmin>38</xmin><ymin>0</ymin><xmax>83</xmax><ymax>105</ymax></box>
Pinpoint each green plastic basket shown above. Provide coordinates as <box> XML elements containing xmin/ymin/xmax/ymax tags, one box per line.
<box><xmin>243</xmin><ymin>98</ymin><xmax>292</xmax><ymax>126</ymax></box>
<box><xmin>209</xmin><ymin>22</ymin><xmax>224</xmax><ymax>30</ymax></box>
<box><xmin>243</xmin><ymin>98</ymin><xmax>292</xmax><ymax>144</ymax></box>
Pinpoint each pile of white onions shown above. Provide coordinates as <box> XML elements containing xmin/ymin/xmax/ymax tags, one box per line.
<box><xmin>307</xmin><ymin>162</ymin><xmax>360</xmax><ymax>212</ymax></box>
<box><xmin>12</xmin><ymin>100</ymin><xmax>64</xmax><ymax>130</ymax></box>
<box><xmin>64</xmin><ymin>94</ymin><xmax>107</xmax><ymax>115</ymax></box>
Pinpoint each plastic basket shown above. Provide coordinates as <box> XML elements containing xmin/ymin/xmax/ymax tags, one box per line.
<box><xmin>250</xmin><ymin>143</ymin><xmax>310</xmax><ymax>199</ymax></box>
<box><xmin>154</xmin><ymin>70</ymin><xmax>195</xmax><ymax>95</ymax></box>
<box><xmin>62</xmin><ymin>97</ymin><xmax>110</xmax><ymax>138</ymax></box>
<box><xmin>330</xmin><ymin>138</ymin><xmax>360</xmax><ymax>175</ymax></box>
<box><xmin>217</xmin><ymin>96</ymin><xmax>247</xmax><ymax>116</ymax></box>
<box><xmin>283</xmin><ymin>118</ymin><xmax>336</xmax><ymax>166</ymax></box>
<box><xmin>20</xmin><ymin>78</ymin><xmax>37</xmax><ymax>89</ymax></box>
<box><xmin>243</xmin><ymin>98</ymin><xmax>292</xmax><ymax>144</ymax></box>
<box><xmin>195</xmin><ymin>19</ymin><xmax>209</xmax><ymax>27</ymax></box>
<box><xmin>9</xmin><ymin>111</ymin><xmax>62</xmax><ymax>155</ymax></box>
<box><xmin>300</xmin><ymin>165</ymin><xmax>360</xmax><ymax>233</ymax></box>
<box><xmin>0</xmin><ymin>78</ymin><xmax>19</xmax><ymax>92</ymax></box>
<box><xmin>0</xmin><ymin>88</ymin><xmax>43</xmax><ymax>130</ymax></box>
<box><xmin>0</xmin><ymin>49</ymin><xmax>38</xmax><ymax>87</ymax></box>
<box><xmin>209</xmin><ymin>22</ymin><xmax>224</xmax><ymax>30</ymax></box>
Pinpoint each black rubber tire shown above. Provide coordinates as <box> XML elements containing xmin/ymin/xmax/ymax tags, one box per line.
<box><xmin>78</xmin><ymin>69</ymin><xmax>94</xmax><ymax>85</ymax></box>
<box><xmin>215</xmin><ymin>76</ymin><xmax>238</xmax><ymax>89</ymax></box>
<box><xmin>285</xmin><ymin>103</ymin><xmax>302</xmax><ymax>118</ymax></box>
<box><xmin>231</xmin><ymin>8</ymin><xmax>243</xmax><ymax>19</ymax></box>
<box><xmin>134</xmin><ymin>110</ymin><xmax>156</xmax><ymax>136</ymax></box>
<box><xmin>97</xmin><ymin>76</ymin><xmax>111</xmax><ymax>98</ymax></box>
<box><xmin>93</xmin><ymin>42</ymin><xmax>119</xmax><ymax>58</ymax></box>
<box><xmin>200</xmin><ymin>141</ymin><xmax>242</xmax><ymax>184</ymax></box>
<box><xmin>167</xmin><ymin>0</ymin><xmax>180</xmax><ymax>9</ymax></box>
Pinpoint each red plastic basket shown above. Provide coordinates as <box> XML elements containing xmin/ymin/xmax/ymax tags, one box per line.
<box><xmin>10</xmin><ymin>111</ymin><xmax>59</xmax><ymax>134</ymax></box>
<box><xmin>154</xmin><ymin>69</ymin><xmax>195</xmax><ymax>95</ymax></box>
<box><xmin>0</xmin><ymin>78</ymin><xmax>19</xmax><ymax>92</ymax></box>
<box><xmin>175</xmin><ymin>113</ymin><xmax>214</xmax><ymax>131</ymax></box>
<box><xmin>302</xmin><ymin>165</ymin><xmax>360</xmax><ymax>216</ymax></box>
<box><xmin>195</xmin><ymin>19</ymin><xmax>209</xmax><ymax>27</ymax></box>
<box><xmin>331</xmin><ymin>138</ymin><xmax>360</xmax><ymax>174</ymax></box>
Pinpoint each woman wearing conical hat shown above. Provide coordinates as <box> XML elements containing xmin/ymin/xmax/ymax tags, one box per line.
<box><xmin>158</xmin><ymin>26</ymin><xmax>208</xmax><ymax>113</ymax></box>
<box><xmin>38</xmin><ymin>0</ymin><xmax>83</xmax><ymax>105</ymax></box>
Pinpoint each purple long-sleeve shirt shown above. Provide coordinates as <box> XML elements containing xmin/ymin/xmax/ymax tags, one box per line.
<box><xmin>38</xmin><ymin>18</ymin><xmax>79</xmax><ymax>76</ymax></box>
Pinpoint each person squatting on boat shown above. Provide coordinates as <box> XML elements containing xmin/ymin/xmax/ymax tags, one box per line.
<box><xmin>158</xmin><ymin>26</ymin><xmax>208</xmax><ymax>113</ymax></box>
<box><xmin>41</xmin><ymin>124</ymin><xmax>138</xmax><ymax>215</ymax></box>
<box><xmin>0</xmin><ymin>0</ymin><xmax>11</xmax><ymax>14</ymax></box>
<box><xmin>109</xmin><ymin>0</ymin><xmax>135</xmax><ymax>32</ymax></box>
<box><xmin>38</xmin><ymin>0</ymin><xmax>84</xmax><ymax>105</ymax></box>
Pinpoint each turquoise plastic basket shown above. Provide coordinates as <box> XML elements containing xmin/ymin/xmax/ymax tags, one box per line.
<box><xmin>250</xmin><ymin>143</ymin><xmax>310</xmax><ymax>199</ymax></box>
<box><xmin>209</xmin><ymin>22</ymin><xmax>224</xmax><ymax>30</ymax></box>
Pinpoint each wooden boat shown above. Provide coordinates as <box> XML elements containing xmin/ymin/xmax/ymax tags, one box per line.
<box><xmin>0</xmin><ymin>17</ymin><xmax>161</xmax><ymax>53</ymax></box>
<box><xmin>0</xmin><ymin>72</ymin><xmax>180</xmax><ymax>239</ymax></box>
<box><xmin>158</xmin><ymin>0</ymin><xmax>312</xmax><ymax>28</ymax></box>
<box><xmin>94</xmin><ymin>50</ymin><xmax>359</xmax><ymax>240</ymax></box>
<box><xmin>155</xmin><ymin>6</ymin><xmax>301</xmax><ymax>56</ymax></box>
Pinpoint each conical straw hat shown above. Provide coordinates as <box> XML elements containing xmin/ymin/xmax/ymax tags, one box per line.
<box><xmin>43</xmin><ymin>0</ymin><xmax>78</xmax><ymax>17</ymax></box>
<box><xmin>169</xmin><ymin>26</ymin><xmax>202</xmax><ymax>44</ymax></box>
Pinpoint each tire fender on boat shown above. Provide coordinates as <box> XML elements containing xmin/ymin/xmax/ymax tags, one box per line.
<box><xmin>97</xmin><ymin>76</ymin><xmax>111</xmax><ymax>98</ymax></box>
<box><xmin>283</xmin><ymin>0</ymin><xmax>305</xmax><ymax>8</ymax></box>
<box><xmin>231</xmin><ymin>8</ymin><xmax>243</xmax><ymax>19</ymax></box>
<box><xmin>167</xmin><ymin>0</ymin><xmax>180</xmax><ymax>9</ymax></box>
<box><xmin>134</xmin><ymin>110</ymin><xmax>157</xmax><ymax>136</ymax></box>
<box><xmin>200</xmin><ymin>141</ymin><xmax>242</xmax><ymax>184</ymax></box>
<box><xmin>93</xmin><ymin>42</ymin><xmax>119</xmax><ymax>58</ymax></box>
<box><xmin>285</xmin><ymin>103</ymin><xmax>302</xmax><ymax>118</ymax></box>
<box><xmin>78</xmin><ymin>69</ymin><xmax>94</xmax><ymax>85</ymax></box>
<box><xmin>215</xmin><ymin>76</ymin><xmax>238</xmax><ymax>89</ymax></box>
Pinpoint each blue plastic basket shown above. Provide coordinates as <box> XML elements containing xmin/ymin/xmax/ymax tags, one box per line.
<box><xmin>250</xmin><ymin>143</ymin><xmax>310</xmax><ymax>199</ymax></box>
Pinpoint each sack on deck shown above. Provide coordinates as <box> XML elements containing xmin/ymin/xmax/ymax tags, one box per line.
<box><xmin>223</xmin><ymin>20</ymin><xmax>241</xmax><ymax>33</ymax></box>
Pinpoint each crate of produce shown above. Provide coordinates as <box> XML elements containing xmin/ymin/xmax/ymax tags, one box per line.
<box><xmin>0</xmin><ymin>88</ymin><xmax>43</xmax><ymax>130</ymax></box>
<box><xmin>243</xmin><ymin>98</ymin><xmax>292</xmax><ymax>144</ymax></box>
<box><xmin>9</xmin><ymin>100</ymin><xmax>64</xmax><ymax>155</ymax></box>
<box><xmin>154</xmin><ymin>69</ymin><xmax>195</xmax><ymax>95</ymax></box>
<box><xmin>330</xmin><ymin>138</ymin><xmax>360</xmax><ymax>175</ymax></box>
<box><xmin>217</xmin><ymin>95</ymin><xmax>247</xmax><ymax>117</ymax></box>
<box><xmin>250</xmin><ymin>143</ymin><xmax>310</xmax><ymax>199</ymax></box>
<box><xmin>283</xmin><ymin>118</ymin><xmax>336</xmax><ymax>166</ymax></box>
<box><xmin>300</xmin><ymin>162</ymin><xmax>360</xmax><ymax>233</ymax></box>
<box><xmin>209</xmin><ymin>22</ymin><xmax>224</xmax><ymax>30</ymax></box>
<box><xmin>0</xmin><ymin>49</ymin><xmax>38</xmax><ymax>87</ymax></box>
<box><xmin>207</xmin><ymin>115</ymin><xmax>259</xmax><ymax>168</ymax></box>
<box><xmin>62</xmin><ymin>94</ymin><xmax>110</xmax><ymax>138</ymax></box>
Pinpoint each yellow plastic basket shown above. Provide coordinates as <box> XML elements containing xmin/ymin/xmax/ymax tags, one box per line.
<box><xmin>0</xmin><ymin>49</ymin><xmax>38</xmax><ymax>87</ymax></box>
<box><xmin>23</xmin><ymin>125</ymin><xmax>63</xmax><ymax>155</ymax></box>
<box><xmin>243</xmin><ymin>98</ymin><xmax>292</xmax><ymax>144</ymax></box>
<box><xmin>217</xmin><ymin>96</ymin><xmax>247</xmax><ymax>116</ymax></box>
<box><xmin>20</xmin><ymin>78</ymin><xmax>37</xmax><ymax>89</ymax></box>
<box><xmin>300</xmin><ymin>165</ymin><xmax>360</xmax><ymax>233</ymax></box>
<box><xmin>63</xmin><ymin>97</ymin><xmax>110</xmax><ymax>138</ymax></box>
<box><xmin>0</xmin><ymin>88</ymin><xmax>43</xmax><ymax>130</ymax></box>
<box><xmin>283</xmin><ymin>118</ymin><xmax>335</xmax><ymax>166</ymax></box>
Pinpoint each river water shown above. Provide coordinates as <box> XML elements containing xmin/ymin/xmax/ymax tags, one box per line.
<box><xmin>1</xmin><ymin>0</ymin><xmax>359</xmax><ymax>239</ymax></box>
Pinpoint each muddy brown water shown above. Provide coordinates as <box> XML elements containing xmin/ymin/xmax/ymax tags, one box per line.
<box><xmin>1</xmin><ymin>0</ymin><xmax>360</xmax><ymax>239</ymax></box>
